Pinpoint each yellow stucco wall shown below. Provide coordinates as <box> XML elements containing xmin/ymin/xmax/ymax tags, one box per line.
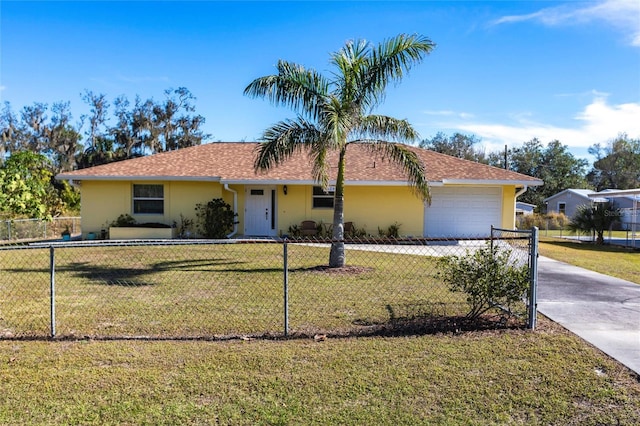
<box><xmin>79</xmin><ymin>180</ymin><xmax>520</xmax><ymax>238</ymax></box>
<box><xmin>276</xmin><ymin>184</ymin><xmax>424</xmax><ymax>236</ymax></box>
<box><xmin>502</xmin><ymin>186</ymin><xmax>517</xmax><ymax>229</ymax></box>
<box><xmin>80</xmin><ymin>180</ymin><xmax>228</xmax><ymax>237</ymax></box>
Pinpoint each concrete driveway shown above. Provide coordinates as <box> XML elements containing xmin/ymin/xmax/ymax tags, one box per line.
<box><xmin>537</xmin><ymin>256</ymin><xmax>640</xmax><ymax>375</ymax></box>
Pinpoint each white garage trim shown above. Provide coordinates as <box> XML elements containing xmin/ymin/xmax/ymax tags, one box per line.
<box><xmin>424</xmin><ymin>186</ymin><xmax>503</xmax><ymax>238</ymax></box>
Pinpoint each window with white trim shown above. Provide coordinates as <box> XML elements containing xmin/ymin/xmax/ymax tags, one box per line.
<box><xmin>312</xmin><ymin>186</ymin><xmax>334</xmax><ymax>209</ymax></box>
<box><xmin>133</xmin><ymin>184</ymin><xmax>164</xmax><ymax>214</ymax></box>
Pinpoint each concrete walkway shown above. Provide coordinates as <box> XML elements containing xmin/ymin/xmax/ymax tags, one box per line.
<box><xmin>537</xmin><ymin>256</ymin><xmax>640</xmax><ymax>375</ymax></box>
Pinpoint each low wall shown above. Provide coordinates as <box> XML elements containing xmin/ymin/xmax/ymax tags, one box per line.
<box><xmin>108</xmin><ymin>227</ymin><xmax>177</xmax><ymax>240</ymax></box>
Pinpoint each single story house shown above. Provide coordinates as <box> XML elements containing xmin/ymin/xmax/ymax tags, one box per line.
<box><xmin>543</xmin><ymin>189</ymin><xmax>605</xmax><ymax>218</ymax></box>
<box><xmin>56</xmin><ymin>142</ymin><xmax>543</xmax><ymax>239</ymax></box>
<box><xmin>598</xmin><ymin>189</ymin><xmax>640</xmax><ymax>210</ymax></box>
<box><xmin>545</xmin><ymin>188</ymin><xmax>640</xmax><ymax>220</ymax></box>
<box><xmin>589</xmin><ymin>189</ymin><xmax>640</xmax><ymax>232</ymax></box>
<box><xmin>516</xmin><ymin>202</ymin><xmax>536</xmax><ymax>216</ymax></box>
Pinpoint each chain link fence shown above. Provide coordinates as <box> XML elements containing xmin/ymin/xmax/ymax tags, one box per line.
<box><xmin>0</xmin><ymin>229</ymin><xmax>538</xmax><ymax>340</ymax></box>
<box><xmin>0</xmin><ymin>217</ymin><xmax>81</xmax><ymax>242</ymax></box>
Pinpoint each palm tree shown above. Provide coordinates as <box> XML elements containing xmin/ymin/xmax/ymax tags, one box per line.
<box><xmin>568</xmin><ymin>201</ymin><xmax>621</xmax><ymax>244</ymax></box>
<box><xmin>245</xmin><ymin>34</ymin><xmax>435</xmax><ymax>267</ymax></box>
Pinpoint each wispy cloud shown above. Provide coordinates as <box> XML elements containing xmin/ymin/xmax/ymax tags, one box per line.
<box><xmin>492</xmin><ymin>0</ymin><xmax>640</xmax><ymax>47</ymax></box>
<box><xmin>425</xmin><ymin>96</ymin><xmax>640</xmax><ymax>155</ymax></box>
<box><xmin>0</xmin><ymin>85</ymin><xmax>6</xmax><ymax>92</ymax></box>
<box><xmin>423</xmin><ymin>109</ymin><xmax>475</xmax><ymax>119</ymax></box>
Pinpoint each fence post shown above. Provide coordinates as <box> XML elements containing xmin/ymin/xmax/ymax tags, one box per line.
<box><xmin>528</xmin><ymin>227</ymin><xmax>539</xmax><ymax>330</ymax></box>
<box><xmin>50</xmin><ymin>246</ymin><xmax>56</xmax><ymax>338</ymax></box>
<box><xmin>283</xmin><ymin>238</ymin><xmax>289</xmax><ymax>337</ymax></box>
<box><xmin>490</xmin><ymin>225</ymin><xmax>494</xmax><ymax>252</ymax></box>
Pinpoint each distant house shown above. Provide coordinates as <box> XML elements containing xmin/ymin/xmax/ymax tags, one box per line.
<box><xmin>545</xmin><ymin>188</ymin><xmax>640</xmax><ymax>231</ymax></box>
<box><xmin>56</xmin><ymin>142</ymin><xmax>543</xmax><ymax>239</ymax></box>
<box><xmin>598</xmin><ymin>189</ymin><xmax>640</xmax><ymax>210</ymax></box>
<box><xmin>543</xmin><ymin>189</ymin><xmax>606</xmax><ymax>218</ymax></box>
<box><xmin>516</xmin><ymin>202</ymin><xmax>536</xmax><ymax>216</ymax></box>
<box><xmin>589</xmin><ymin>189</ymin><xmax>640</xmax><ymax>231</ymax></box>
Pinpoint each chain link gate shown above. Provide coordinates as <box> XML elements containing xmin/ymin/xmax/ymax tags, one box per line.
<box><xmin>1</xmin><ymin>230</ymin><xmax>539</xmax><ymax>339</ymax></box>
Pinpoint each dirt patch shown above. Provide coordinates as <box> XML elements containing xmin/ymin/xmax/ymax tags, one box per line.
<box><xmin>300</xmin><ymin>265</ymin><xmax>374</xmax><ymax>275</ymax></box>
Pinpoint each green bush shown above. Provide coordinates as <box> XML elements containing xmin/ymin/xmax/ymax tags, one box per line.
<box><xmin>110</xmin><ymin>214</ymin><xmax>137</xmax><ymax>227</ymax></box>
<box><xmin>195</xmin><ymin>198</ymin><xmax>236</xmax><ymax>239</ymax></box>
<box><xmin>438</xmin><ymin>243</ymin><xmax>530</xmax><ymax>320</ymax></box>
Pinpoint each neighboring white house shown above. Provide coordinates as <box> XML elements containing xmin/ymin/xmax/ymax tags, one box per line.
<box><xmin>516</xmin><ymin>201</ymin><xmax>536</xmax><ymax>216</ymax></box>
<box><xmin>588</xmin><ymin>189</ymin><xmax>640</xmax><ymax>233</ymax></box>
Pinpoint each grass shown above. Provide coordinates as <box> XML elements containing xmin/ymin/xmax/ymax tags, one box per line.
<box><xmin>0</xmin><ymin>318</ymin><xmax>639</xmax><ymax>425</ymax></box>
<box><xmin>538</xmin><ymin>229</ymin><xmax>632</xmax><ymax>239</ymax></box>
<box><xmin>0</xmin><ymin>242</ymin><xmax>471</xmax><ymax>338</ymax></box>
<box><xmin>1</xmin><ymin>241</ymin><xmax>639</xmax><ymax>423</ymax></box>
<box><xmin>539</xmin><ymin>238</ymin><xmax>640</xmax><ymax>284</ymax></box>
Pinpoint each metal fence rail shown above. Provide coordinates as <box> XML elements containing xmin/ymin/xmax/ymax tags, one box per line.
<box><xmin>0</xmin><ymin>217</ymin><xmax>81</xmax><ymax>242</ymax></box>
<box><xmin>0</xmin><ymin>231</ymin><xmax>538</xmax><ymax>340</ymax></box>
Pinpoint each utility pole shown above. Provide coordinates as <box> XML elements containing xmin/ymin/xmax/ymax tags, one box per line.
<box><xmin>504</xmin><ymin>144</ymin><xmax>508</xmax><ymax>170</ymax></box>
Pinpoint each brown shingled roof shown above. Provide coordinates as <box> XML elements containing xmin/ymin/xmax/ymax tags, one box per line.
<box><xmin>56</xmin><ymin>142</ymin><xmax>542</xmax><ymax>185</ymax></box>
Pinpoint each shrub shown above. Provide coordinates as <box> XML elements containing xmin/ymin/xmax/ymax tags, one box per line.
<box><xmin>195</xmin><ymin>198</ymin><xmax>237</xmax><ymax>239</ymax></box>
<box><xmin>517</xmin><ymin>212</ymin><xmax>568</xmax><ymax>230</ymax></box>
<box><xmin>378</xmin><ymin>222</ymin><xmax>401</xmax><ymax>238</ymax></box>
<box><xmin>568</xmin><ymin>202</ymin><xmax>621</xmax><ymax>244</ymax></box>
<box><xmin>108</xmin><ymin>214</ymin><xmax>171</xmax><ymax>228</ymax></box>
<box><xmin>110</xmin><ymin>214</ymin><xmax>137</xmax><ymax>227</ymax></box>
<box><xmin>438</xmin><ymin>243</ymin><xmax>530</xmax><ymax>320</ymax></box>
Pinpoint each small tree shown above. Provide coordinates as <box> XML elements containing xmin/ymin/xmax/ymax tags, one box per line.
<box><xmin>195</xmin><ymin>198</ymin><xmax>236</xmax><ymax>239</ymax></box>
<box><xmin>438</xmin><ymin>243</ymin><xmax>530</xmax><ymax>320</ymax></box>
<box><xmin>568</xmin><ymin>201</ymin><xmax>620</xmax><ymax>244</ymax></box>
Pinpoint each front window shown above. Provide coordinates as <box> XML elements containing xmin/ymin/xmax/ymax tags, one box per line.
<box><xmin>312</xmin><ymin>186</ymin><xmax>334</xmax><ymax>209</ymax></box>
<box><xmin>133</xmin><ymin>184</ymin><xmax>164</xmax><ymax>214</ymax></box>
<box><xmin>558</xmin><ymin>202</ymin><xmax>566</xmax><ymax>215</ymax></box>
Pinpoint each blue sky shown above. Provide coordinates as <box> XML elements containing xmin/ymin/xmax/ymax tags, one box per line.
<box><xmin>1</xmin><ymin>0</ymin><xmax>639</xmax><ymax>161</ymax></box>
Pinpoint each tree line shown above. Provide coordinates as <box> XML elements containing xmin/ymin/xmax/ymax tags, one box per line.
<box><xmin>0</xmin><ymin>87</ymin><xmax>210</xmax><ymax>174</ymax></box>
<box><xmin>420</xmin><ymin>132</ymin><xmax>640</xmax><ymax>210</ymax></box>
<box><xmin>0</xmin><ymin>87</ymin><xmax>210</xmax><ymax>220</ymax></box>
<box><xmin>1</xmin><ymin>84</ymin><xmax>638</xmax><ymax>220</ymax></box>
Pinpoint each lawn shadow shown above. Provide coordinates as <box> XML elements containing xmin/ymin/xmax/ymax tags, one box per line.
<box><xmin>59</xmin><ymin>258</ymin><xmax>248</xmax><ymax>286</ymax></box>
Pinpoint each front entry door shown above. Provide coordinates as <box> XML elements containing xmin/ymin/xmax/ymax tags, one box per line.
<box><xmin>244</xmin><ymin>186</ymin><xmax>276</xmax><ymax>236</ymax></box>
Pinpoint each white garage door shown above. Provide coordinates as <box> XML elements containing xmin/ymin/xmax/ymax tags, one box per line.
<box><xmin>424</xmin><ymin>187</ymin><xmax>502</xmax><ymax>237</ymax></box>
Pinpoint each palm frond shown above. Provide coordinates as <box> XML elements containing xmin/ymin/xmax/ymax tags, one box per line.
<box><xmin>244</xmin><ymin>60</ymin><xmax>330</xmax><ymax>120</ymax></box>
<box><xmin>357</xmin><ymin>141</ymin><xmax>431</xmax><ymax>203</ymax></box>
<box><xmin>254</xmin><ymin>117</ymin><xmax>322</xmax><ymax>172</ymax></box>
<box><xmin>310</xmin><ymin>147</ymin><xmax>330</xmax><ymax>189</ymax></box>
<box><xmin>330</xmin><ymin>39</ymin><xmax>369</xmax><ymax>106</ymax></box>
<box><xmin>356</xmin><ymin>115</ymin><xmax>419</xmax><ymax>142</ymax></box>
<box><xmin>318</xmin><ymin>96</ymin><xmax>355</xmax><ymax>150</ymax></box>
<box><xmin>358</xmin><ymin>34</ymin><xmax>435</xmax><ymax>111</ymax></box>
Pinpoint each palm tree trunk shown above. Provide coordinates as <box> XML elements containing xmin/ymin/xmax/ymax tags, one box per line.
<box><xmin>329</xmin><ymin>148</ymin><xmax>347</xmax><ymax>267</ymax></box>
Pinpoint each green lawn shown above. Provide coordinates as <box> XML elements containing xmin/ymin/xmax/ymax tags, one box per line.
<box><xmin>1</xmin><ymin>241</ymin><xmax>639</xmax><ymax>424</ymax></box>
<box><xmin>539</xmin><ymin>238</ymin><xmax>640</xmax><ymax>284</ymax></box>
<box><xmin>538</xmin><ymin>229</ymin><xmax>632</xmax><ymax>239</ymax></box>
<box><xmin>0</xmin><ymin>318</ymin><xmax>639</xmax><ymax>425</ymax></box>
<box><xmin>0</xmin><ymin>242</ymin><xmax>473</xmax><ymax>339</ymax></box>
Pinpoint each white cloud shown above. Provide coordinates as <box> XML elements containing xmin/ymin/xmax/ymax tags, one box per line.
<box><xmin>492</xmin><ymin>0</ymin><xmax>640</xmax><ymax>47</ymax></box>
<box><xmin>426</xmin><ymin>97</ymin><xmax>640</xmax><ymax>154</ymax></box>
<box><xmin>423</xmin><ymin>109</ymin><xmax>475</xmax><ymax>119</ymax></box>
<box><xmin>0</xmin><ymin>85</ymin><xmax>6</xmax><ymax>92</ymax></box>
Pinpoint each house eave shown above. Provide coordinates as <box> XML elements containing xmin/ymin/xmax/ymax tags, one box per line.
<box><xmin>55</xmin><ymin>175</ymin><xmax>222</xmax><ymax>182</ymax></box>
<box><xmin>441</xmin><ymin>179</ymin><xmax>543</xmax><ymax>186</ymax></box>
